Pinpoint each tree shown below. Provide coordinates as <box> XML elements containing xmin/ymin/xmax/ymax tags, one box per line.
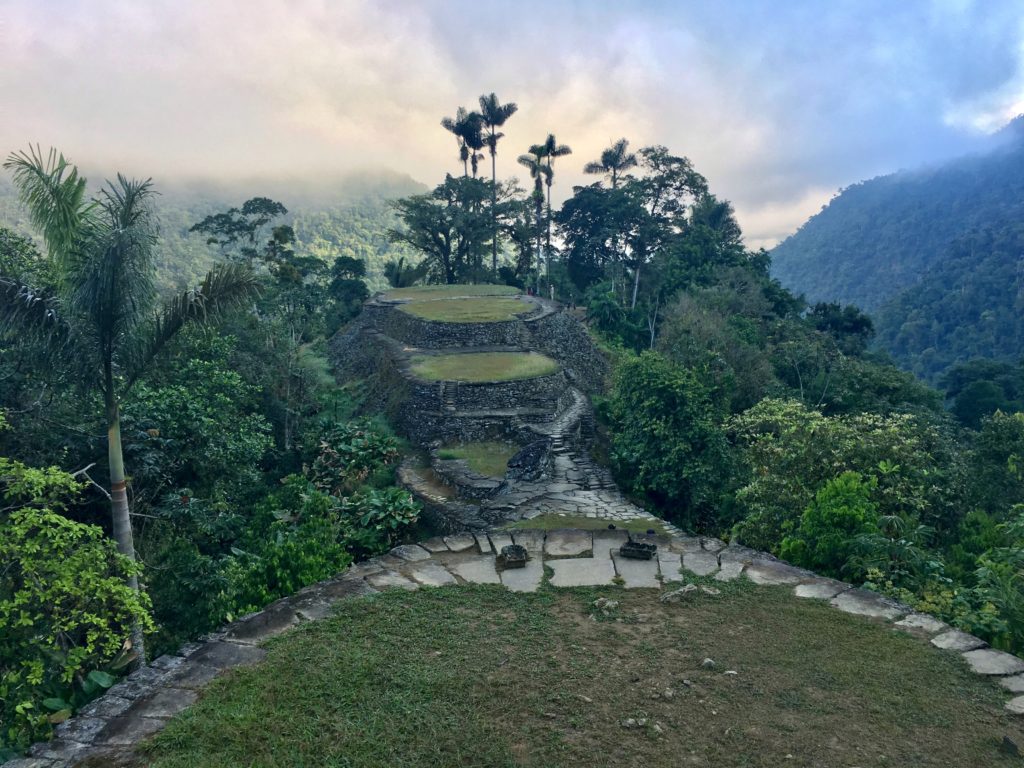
<box><xmin>533</xmin><ymin>134</ymin><xmax>572</xmax><ymax>258</ymax></box>
<box><xmin>441</xmin><ymin>107</ymin><xmax>484</xmax><ymax>179</ymax></box>
<box><xmin>517</xmin><ymin>150</ymin><xmax>550</xmax><ymax>283</ymax></box>
<box><xmin>1</xmin><ymin>147</ymin><xmax>258</xmax><ymax>663</ymax></box>
<box><xmin>584</xmin><ymin>137</ymin><xmax>637</xmax><ymax>189</ymax></box>
<box><xmin>478</xmin><ymin>93</ymin><xmax>518</xmax><ymax>274</ymax></box>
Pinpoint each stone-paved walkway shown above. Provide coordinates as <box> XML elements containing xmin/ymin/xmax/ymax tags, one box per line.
<box><xmin>13</xmin><ymin>527</ymin><xmax>1024</xmax><ymax>768</ymax></box>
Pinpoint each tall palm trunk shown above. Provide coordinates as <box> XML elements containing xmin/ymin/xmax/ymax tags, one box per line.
<box><xmin>490</xmin><ymin>147</ymin><xmax>498</xmax><ymax>275</ymax></box>
<box><xmin>535</xmin><ymin>190</ymin><xmax>544</xmax><ymax>286</ymax></box>
<box><xmin>105</xmin><ymin>372</ymin><xmax>145</xmax><ymax>665</ymax></box>
<box><xmin>545</xmin><ymin>179</ymin><xmax>553</xmax><ymax>258</ymax></box>
<box><xmin>631</xmin><ymin>263</ymin><xmax>641</xmax><ymax>310</ymax></box>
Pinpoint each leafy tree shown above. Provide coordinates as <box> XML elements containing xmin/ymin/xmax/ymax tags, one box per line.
<box><xmin>478</xmin><ymin>93</ymin><xmax>518</xmax><ymax>274</ymax></box>
<box><xmin>584</xmin><ymin>137</ymin><xmax>638</xmax><ymax>189</ymax></box>
<box><xmin>517</xmin><ymin>149</ymin><xmax>551</xmax><ymax>282</ymax></box>
<box><xmin>942</xmin><ymin>359</ymin><xmax>1024</xmax><ymax>429</ymax></box>
<box><xmin>441</xmin><ymin>107</ymin><xmax>484</xmax><ymax>178</ymax></box>
<box><xmin>0</xmin><ymin>147</ymin><xmax>257</xmax><ymax>661</ymax></box>
<box><xmin>189</xmin><ymin>197</ymin><xmax>289</xmax><ymax>265</ymax></box>
<box><xmin>806</xmin><ymin>302</ymin><xmax>875</xmax><ymax>355</ymax></box>
<box><xmin>532</xmin><ymin>134</ymin><xmax>572</xmax><ymax>258</ymax></box>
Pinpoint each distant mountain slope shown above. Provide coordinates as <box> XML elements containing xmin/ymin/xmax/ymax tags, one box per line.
<box><xmin>770</xmin><ymin>120</ymin><xmax>1024</xmax><ymax>314</ymax></box>
<box><xmin>0</xmin><ymin>170</ymin><xmax>425</xmax><ymax>290</ymax></box>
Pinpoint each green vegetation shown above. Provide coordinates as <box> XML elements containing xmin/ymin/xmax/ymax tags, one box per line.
<box><xmin>383</xmin><ymin>284</ymin><xmax>518</xmax><ymax>300</ymax></box>
<box><xmin>398</xmin><ymin>296</ymin><xmax>530</xmax><ymax>322</ymax></box>
<box><xmin>109</xmin><ymin>585</ymin><xmax>1023</xmax><ymax>768</ymax></box>
<box><xmin>437</xmin><ymin>441</ymin><xmax>517</xmax><ymax>476</ymax></box>
<box><xmin>410</xmin><ymin>351</ymin><xmax>559</xmax><ymax>382</ymax></box>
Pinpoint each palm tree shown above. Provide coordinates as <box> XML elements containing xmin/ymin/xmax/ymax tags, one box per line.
<box><xmin>479</xmin><ymin>93</ymin><xmax>518</xmax><ymax>273</ymax></box>
<box><xmin>1</xmin><ymin>146</ymin><xmax>258</xmax><ymax>664</ymax></box>
<box><xmin>441</xmin><ymin>107</ymin><xmax>484</xmax><ymax>178</ymax></box>
<box><xmin>584</xmin><ymin>137</ymin><xmax>637</xmax><ymax>189</ymax></box>
<box><xmin>532</xmin><ymin>134</ymin><xmax>572</xmax><ymax>256</ymax></box>
<box><xmin>517</xmin><ymin>150</ymin><xmax>551</xmax><ymax>285</ymax></box>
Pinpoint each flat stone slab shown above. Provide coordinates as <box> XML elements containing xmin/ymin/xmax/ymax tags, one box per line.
<box><xmin>592</xmin><ymin>530</ymin><xmax>629</xmax><ymax>559</ymax></box>
<box><xmin>794</xmin><ymin>578</ymin><xmax>850</xmax><ymax>600</ymax></box>
<box><xmin>128</xmin><ymin>687</ymin><xmax>199</xmax><ymax>720</ymax></box>
<box><xmin>931</xmin><ymin>630</ymin><xmax>986</xmax><ymax>651</ymax></box>
<box><xmin>419</xmin><ymin>536</ymin><xmax>449</xmax><ymax>553</ymax></box>
<box><xmin>488</xmin><ymin>532</ymin><xmax>514</xmax><ymax>553</ymax></box>
<box><xmin>830</xmin><ymin>589</ymin><xmax>907</xmax><ymax>620</ymax></box>
<box><xmin>95</xmin><ymin>711</ymin><xmax>168</xmax><ymax>746</ymax></box>
<box><xmin>744</xmin><ymin>560</ymin><xmax>809</xmax><ymax>586</ymax></box>
<box><xmin>366</xmin><ymin>570</ymin><xmax>418</xmax><ymax>591</ymax></box>
<box><xmin>1006</xmin><ymin>696</ymin><xmax>1024</xmax><ymax>715</ymax></box>
<box><xmin>682</xmin><ymin>551</ymin><xmax>719</xmax><ymax>576</ymax></box>
<box><xmin>3</xmin><ymin>759</ymin><xmax>61</xmax><ymax>768</ymax></box>
<box><xmin>962</xmin><ymin>648</ymin><xmax>1024</xmax><ymax>676</ymax></box>
<box><xmin>53</xmin><ymin>715</ymin><xmax>107</xmax><ymax>744</ymax></box>
<box><xmin>389</xmin><ymin>544</ymin><xmax>432</xmax><ymax>562</ymax></box>
<box><xmin>612</xmin><ymin>552</ymin><xmax>661</xmax><ymax>589</ymax></box>
<box><xmin>1000</xmin><ymin>674</ymin><xmax>1024</xmax><ymax>693</ymax></box>
<box><xmin>511</xmin><ymin>529</ymin><xmax>545</xmax><ymax>553</ymax></box>
<box><xmin>895</xmin><ymin>613</ymin><xmax>949</xmax><ymax>634</ymax></box>
<box><xmin>545</xmin><ymin>529</ymin><xmax>593</xmax><ymax>558</ymax></box>
<box><xmin>317</xmin><ymin>575</ymin><xmax>379</xmax><ymax>602</ymax></box>
<box><xmin>715</xmin><ymin>561</ymin><xmax>745</xmax><ymax>581</ymax></box>
<box><xmin>701</xmin><ymin>537</ymin><xmax>726</xmax><ymax>552</ymax></box>
<box><xmin>164</xmin><ymin>660</ymin><xmax>221</xmax><ymax>690</ymax></box>
<box><xmin>474</xmin><ymin>533</ymin><xmax>493</xmax><ymax>554</ymax></box>
<box><xmin>406</xmin><ymin>562</ymin><xmax>458</xmax><ymax>587</ymax></box>
<box><xmin>657</xmin><ymin>552</ymin><xmax>685</xmax><ymax>582</ymax></box>
<box><xmin>669</xmin><ymin>537</ymin><xmax>703</xmax><ymax>554</ymax></box>
<box><xmin>224</xmin><ymin>600</ymin><xmax>300</xmax><ymax>644</ymax></box>
<box><xmin>449</xmin><ymin>555</ymin><xmax>501</xmax><ymax>585</ymax></box>
<box><xmin>548</xmin><ymin>557</ymin><xmax>617</xmax><ymax>587</ymax></box>
<box><xmin>719</xmin><ymin>545</ymin><xmax>764</xmax><ymax>565</ymax></box>
<box><xmin>187</xmin><ymin>641</ymin><xmax>266</xmax><ymax>671</ymax></box>
<box><xmin>443</xmin><ymin>534</ymin><xmax>477</xmax><ymax>553</ymax></box>
<box><xmin>499</xmin><ymin>557</ymin><xmax>544</xmax><ymax>593</ymax></box>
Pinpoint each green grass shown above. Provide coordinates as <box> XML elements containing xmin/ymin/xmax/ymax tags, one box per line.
<box><xmin>437</xmin><ymin>441</ymin><xmax>518</xmax><ymax>477</ymax></box>
<box><xmin>410</xmin><ymin>352</ymin><xmax>559</xmax><ymax>383</ymax></box>
<box><xmin>398</xmin><ymin>297</ymin><xmax>532</xmax><ymax>323</ymax></box>
<box><xmin>384</xmin><ymin>284</ymin><xmax>519</xmax><ymax>301</ymax></box>
<box><xmin>119</xmin><ymin>584</ymin><xmax>1024</xmax><ymax>768</ymax></box>
<box><xmin>505</xmin><ymin>514</ymin><xmax>669</xmax><ymax>535</ymax></box>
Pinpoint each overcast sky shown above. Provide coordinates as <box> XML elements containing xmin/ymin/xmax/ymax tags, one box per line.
<box><xmin>3</xmin><ymin>0</ymin><xmax>1024</xmax><ymax>248</ymax></box>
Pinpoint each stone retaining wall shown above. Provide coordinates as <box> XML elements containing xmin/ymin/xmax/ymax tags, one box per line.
<box><xmin>366</xmin><ymin>300</ymin><xmax>535</xmax><ymax>348</ymax></box>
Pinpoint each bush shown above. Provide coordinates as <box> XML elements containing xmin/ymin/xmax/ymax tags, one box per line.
<box><xmin>308</xmin><ymin>420</ymin><xmax>401</xmax><ymax>496</ymax></box>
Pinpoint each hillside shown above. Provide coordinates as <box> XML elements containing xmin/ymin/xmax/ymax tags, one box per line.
<box><xmin>0</xmin><ymin>170</ymin><xmax>425</xmax><ymax>290</ymax></box>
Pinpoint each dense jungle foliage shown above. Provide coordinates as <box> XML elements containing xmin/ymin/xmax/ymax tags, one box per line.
<box><xmin>770</xmin><ymin>118</ymin><xmax>1024</xmax><ymax>382</ymax></box>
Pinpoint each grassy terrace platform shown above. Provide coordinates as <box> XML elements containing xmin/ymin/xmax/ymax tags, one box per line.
<box><xmin>438</xmin><ymin>441</ymin><xmax>518</xmax><ymax>476</ymax></box>
<box><xmin>383</xmin><ymin>284</ymin><xmax>520</xmax><ymax>301</ymax></box>
<box><xmin>410</xmin><ymin>351</ymin><xmax>559</xmax><ymax>383</ymax></box>
<box><xmin>398</xmin><ymin>296</ymin><xmax>533</xmax><ymax>322</ymax></box>
<box><xmin>115</xmin><ymin>584</ymin><xmax>1024</xmax><ymax>768</ymax></box>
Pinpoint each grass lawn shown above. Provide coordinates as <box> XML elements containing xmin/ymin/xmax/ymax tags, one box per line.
<box><xmin>399</xmin><ymin>297</ymin><xmax>533</xmax><ymax>323</ymax></box>
<box><xmin>410</xmin><ymin>352</ymin><xmax>559</xmax><ymax>383</ymax></box>
<box><xmin>438</xmin><ymin>441</ymin><xmax>518</xmax><ymax>476</ymax></box>
<box><xmin>384</xmin><ymin>285</ymin><xmax>519</xmax><ymax>301</ymax></box>
<box><xmin>505</xmin><ymin>514</ymin><xmax>670</xmax><ymax>536</ymax></box>
<box><xmin>121</xmin><ymin>583</ymin><xmax>1024</xmax><ymax>768</ymax></box>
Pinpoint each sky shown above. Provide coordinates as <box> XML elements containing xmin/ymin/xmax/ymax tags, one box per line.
<box><xmin>3</xmin><ymin>0</ymin><xmax>1024</xmax><ymax>248</ymax></box>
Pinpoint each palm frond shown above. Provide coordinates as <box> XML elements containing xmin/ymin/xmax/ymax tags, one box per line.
<box><xmin>0</xmin><ymin>276</ymin><xmax>70</xmax><ymax>355</ymax></box>
<box><xmin>124</xmin><ymin>263</ymin><xmax>258</xmax><ymax>389</ymax></box>
<box><xmin>3</xmin><ymin>145</ymin><xmax>91</xmax><ymax>261</ymax></box>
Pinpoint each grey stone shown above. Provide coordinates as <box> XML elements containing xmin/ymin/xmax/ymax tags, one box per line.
<box><xmin>511</xmin><ymin>529</ymin><xmax>545</xmax><ymax>553</ymax></box>
<box><xmin>366</xmin><ymin>570</ymin><xmax>418</xmax><ymax>591</ymax></box>
<box><xmin>187</xmin><ymin>641</ymin><xmax>267</xmax><ymax>670</ymax></box>
<box><xmin>488</xmin><ymin>532</ymin><xmax>514</xmax><ymax>553</ymax></box>
<box><xmin>701</xmin><ymin>537</ymin><xmax>726</xmax><ymax>553</ymax></box>
<box><xmin>794</xmin><ymin>578</ymin><xmax>850</xmax><ymax>600</ymax></box>
<box><xmin>657</xmin><ymin>552</ymin><xmax>684</xmax><ymax>583</ymax></box>
<box><xmin>347</xmin><ymin>559</ymin><xmax>386</xmax><ymax>578</ymax></box>
<box><xmin>719</xmin><ymin>545</ymin><xmax>764</xmax><ymax>565</ymax></box>
<box><xmin>174</xmin><ymin>641</ymin><xmax>204</xmax><ymax>658</ymax></box>
<box><xmin>76</xmin><ymin>693</ymin><xmax>134</xmax><ymax>720</ymax></box>
<box><xmin>548</xmin><ymin>556</ymin><xmax>616</xmax><ymax>587</ymax></box>
<box><xmin>53</xmin><ymin>716</ymin><xmax>107</xmax><ymax>744</ymax></box>
<box><xmin>669</xmin><ymin>537</ymin><xmax>704</xmax><ymax>554</ymax></box>
<box><xmin>682</xmin><ymin>551</ymin><xmax>719</xmax><ymax>577</ymax></box>
<box><xmin>163</xmin><ymin>660</ymin><xmax>221</xmax><ymax>690</ymax></box>
<box><xmin>406</xmin><ymin>562</ymin><xmax>458</xmax><ymax>587</ymax></box>
<box><xmin>2</xmin><ymin>759</ymin><xmax>59</xmax><ymax>768</ymax></box>
<box><xmin>1000</xmin><ymin>674</ymin><xmax>1024</xmax><ymax>693</ymax></box>
<box><xmin>660</xmin><ymin>584</ymin><xmax>699</xmax><ymax>602</ymax></box>
<box><xmin>1006</xmin><ymin>696</ymin><xmax>1024</xmax><ymax>715</ymax></box>
<box><xmin>612</xmin><ymin>552</ymin><xmax>661</xmax><ymax>589</ymax></box>
<box><xmin>317</xmin><ymin>575</ymin><xmax>378</xmax><ymax>601</ymax></box>
<box><xmin>895</xmin><ymin>613</ymin><xmax>949</xmax><ymax>634</ymax></box>
<box><xmin>473</xmin><ymin>533</ymin><xmax>494</xmax><ymax>554</ymax></box>
<box><xmin>224</xmin><ymin>600</ymin><xmax>300</xmax><ymax>644</ymax></box>
<box><xmin>962</xmin><ymin>648</ymin><xmax>1024</xmax><ymax>676</ymax></box>
<box><xmin>95</xmin><ymin>712</ymin><xmax>169</xmax><ymax>746</ymax></box>
<box><xmin>592</xmin><ymin>530</ymin><xmax>629</xmax><ymax>559</ymax></box>
<box><xmin>129</xmin><ymin>687</ymin><xmax>199</xmax><ymax>720</ymax></box>
<box><xmin>27</xmin><ymin>737</ymin><xmax>95</xmax><ymax>760</ymax></box>
<box><xmin>545</xmin><ymin>529</ymin><xmax>593</xmax><ymax>558</ymax></box>
<box><xmin>830</xmin><ymin>589</ymin><xmax>907</xmax><ymax>620</ymax></box>
<box><xmin>420</xmin><ymin>536</ymin><xmax>449</xmax><ymax>553</ymax></box>
<box><xmin>389</xmin><ymin>544</ymin><xmax>432</xmax><ymax>562</ymax></box>
<box><xmin>715</xmin><ymin>561</ymin><xmax>745</xmax><ymax>582</ymax></box>
<box><xmin>499</xmin><ymin>557</ymin><xmax>544</xmax><ymax>593</ymax></box>
<box><xmin>449</xmin><ymin>555</ymin><xmax>501</xmax><ymax>584</ymax></box>
<box><xmin>150</xmin><ymin>654</ymin><xmax>187</xmax><ymax>673</ymax></box>
<box><xmin>931</xmin><ymin>630</ymin><xmax>987</xmax><ymax>652</ymax></box>
<box><xmin>744</xmin><ymin>560</ymin><xmax>809</xmax><ymax>586</ymax></box>
<box><xmin>443</xmin><ymin>534</ymin><xmax>476</xmax><ymax>553</ymax></box>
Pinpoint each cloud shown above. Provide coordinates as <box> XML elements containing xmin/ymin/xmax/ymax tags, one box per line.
<box><xmin>2</xmin><ymin>0</ymin><xmax>1024</xmax><ymax>245</ymax></box>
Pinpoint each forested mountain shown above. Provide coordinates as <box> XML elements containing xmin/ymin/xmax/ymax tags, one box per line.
<box><xmin>0</xmin><ymin>170</ymin><xmax>424</xmax><ymax>290</ymax></box>
<box><xmin>769</xmin><ymin>118</ymin><xmax>1024</xmax><ymax>380</ymax></box>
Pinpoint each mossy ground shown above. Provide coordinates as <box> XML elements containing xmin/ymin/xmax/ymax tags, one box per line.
<box><xmin>437</xmin><ymin>441</ymin><xmax>518</xmax><ymax>477</ymax></box>
<box><xmin>107</xmin><ymin>583</ymin><xmax>1024</xmax><ymax>768</ymax></box>
<box><xmin>398</xmin><ymin>296</ymin><xmax>532</xmax><ymax>323</ymax></box>
<box><xmin>410</xmin><ymin>351</ymin><xmax>559</xmax><ymax>383</ymax></box>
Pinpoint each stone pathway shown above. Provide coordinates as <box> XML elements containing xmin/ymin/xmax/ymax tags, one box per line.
<box><xmin>14</xmin><ymin>527</ymin><xmax>1024</xmax><ymax>768</ymax></box>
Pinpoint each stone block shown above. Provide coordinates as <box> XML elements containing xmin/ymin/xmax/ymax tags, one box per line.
<box><xmin>488</xmin><ymin>532</ymin><xmax>514</xmax><ymax>553</ymax></box>
<box><xmin>94</xmin><ymin>712</ymin><xmax>168</xmax><ymax>746</ymax></box>
<box><xmin>187</xmin><ymin>641</ymin><xmax>267</xmax><ymax>671</ymax></box>
<box><xmin>794</xmin><ymin>579</ymin><xmax>850</xmax><ymax>600</ymax></box>
<box><xmin>449</xmin><ymin>555</ymin><xmax>502</xmax><ymax>585</ymax></box>
<box><xmin>443</xmin><ymin>534</ymin><xmax>476</xmax><ymax>553</ymax></box>
<box><xmin>657</xmin><ymin>552</ymin><xmax>685</xmax><ymax>583</ymax></box>
<box><xmin>389</xmin><ymin>544</ymin><xmax>432</xmax><ymax>562</ymax></box>
<box><xmin>224</xmin><ymin>600</ymin><xmax>300</xmax><ymax>645</ymax></box>
<box><xmin>473</xmin><ymin>533</ymin><xmax>494</xmax><ymax>554</ymax></box>
<box><xmin>499</xmin><ymin>557</ymin><xmax>544</xmax><ymax>593</ymax></box>
<box><xmin>715</xmin><ymin>561</ymin><xmax>745</xmax><ymax>582</ymax></box>
<box><xmin>544</xmin><ymin>529</ymin><xmax>593</xmax><ymax>558</ymax></box>
<box><xmin>1000</xmin><ymin>674</ymin><xmax>1024</xmax><ymax>693</ymax></box>
<box><xmin>511</xmin><ymin>529</ymin><xmax>545</xmax><ymax>553</ymax></box>
<box><xmin>682</xmin><ymin>551</ymin><xmax>719</xmax><ymax>577</ymax></box>
<box><xmin>548</xmin><ymin>557</ymin><xmax>616</xmax><ymax>587</ymax></box>
<box><xmin>406</xmin><ymin>562</ymin><xmax>458</xmax><ymax>587</ymax></box>
<box><xmin>419</xmin><ymin>536</ymin><xmax>449</xmax><ymax>553</ymax></box>
<box><xmin>894</xmin><ymin>614</ymin><xmax>949</xmax><ymax>634</ymax></box>
<box><xmin>164</xmin><ymin>660</ymin><xmax>221</xmax><ymax>691</ymax></box>
<box><xmin>744</xmin><ymin>560</ymin><xmax>810</xmax><ymax>586</ymax></box>
<box><xmin>611</xmin><ymin>552</ymin><xmax>661</xmax><ymax>589</ymax></box>
<box><xmin>931</xmin><ymin>630</ymin><xmax>986</xmax><ymax>651</ymax></box>
<box><xmin>128</xmin><ymin>687</ymin><xmax>199</xmax><ymax>720</ymax></box>
<box><xmin>962</xmin><ymin>648</ymin><xmax>1024</xmax><ymax>676</ymax></box>
<box><xmin>366</xmin><ymin>570</ymin><xmax>418</xmax><ymax>591</ymax></box>
<box><xmin>830</xmin><ymin>589</ymin><xmax>908</xmax><ymax>620</ymax></box>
